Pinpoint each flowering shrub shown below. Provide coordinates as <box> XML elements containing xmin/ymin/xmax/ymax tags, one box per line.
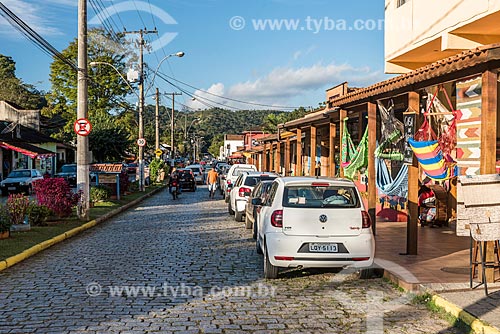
<box><xmin>7</xmin><ymin>193</ymin><xmax>30</xmax><ymax>225</ymax></box>
<box><xmin>33</xmin><ymin>178</ymin><xmax>81</xmax><ymax>218</ymax></box>
<box><xmin>90</xmin><ymin>184</ymin><xmax>112</xmax><ymax>202</ymax></box>
<box><xmin>27</xmin><ymin>202</ymin><xmax>52</xmax><ymax>226</ymax></box>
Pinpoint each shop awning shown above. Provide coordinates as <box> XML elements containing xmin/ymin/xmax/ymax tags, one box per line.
<box><xmin>228</xmin><ymin>152</ymin><xmax>243</xmax><ymax>159</ymax></box>
<box><xmin>0</xmin><ymin>141</ymin><xmax>55</xmax><ymax>159</ymax></box>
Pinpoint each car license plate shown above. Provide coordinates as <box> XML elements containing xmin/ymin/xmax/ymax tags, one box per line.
<box><xmin>8</xmin><ymin>187</ymin><xmax>16</xmax><ymax>191</ymax></box>
<box><xmin>309</xmin><ymin>243</ymin><xmax>338</xmax><ymax>253</ymax></box>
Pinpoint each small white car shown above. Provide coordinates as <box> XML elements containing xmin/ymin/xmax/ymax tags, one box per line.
<box><xmin>255</xmin><ymin>177</ymin><xmax>375</xmax><ymax>279</ymax></box>
<box><xmin>0</xmin><ymin>169</ymin><xmax>44</xmax><ymax>196</ymax></box>
<box><xmin>228</xmin><ymin>171</ymin><xmax>280</xmax><ymax>222</ymax></box>
<box><xmin>223</xmin><ymin>163</ymin><xmax>257</xmax><ymax>200</ymax></box>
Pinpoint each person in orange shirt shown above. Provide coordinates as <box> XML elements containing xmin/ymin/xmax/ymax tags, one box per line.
<box><xmin>206</xmin><ymin>168</ymin><xmax>218</xmax><ymax>199</ymax></box>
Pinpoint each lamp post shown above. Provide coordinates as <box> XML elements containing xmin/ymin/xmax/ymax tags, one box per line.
<box><xmin>185</xmin><ymin>117</ymin><xmax>200</xmax><ymax>140</ymax></box>
<box><xmin>89</xmin><ymin>51</ymin><xmax>184</xmax><ymax>191</ymax></box>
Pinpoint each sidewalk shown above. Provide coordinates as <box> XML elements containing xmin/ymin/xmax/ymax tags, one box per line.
<box><xmin>374</xmin><ymin>221</ymin><xmax>500</xmax><ymax>332</ymax></box>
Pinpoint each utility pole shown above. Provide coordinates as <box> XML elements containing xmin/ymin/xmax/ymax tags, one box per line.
<box><xmin>77</xmin><ymin>0</ymin><xmax>89</xmax><ymax>220</ymax></box>
<box><xmin>165</xmin><ymin>92</ymin><xmax>182</xmax><ymax>160</ymax></box>
<box><xmin>124</xmin><ymin>29</ymin><xmax>156</xmax><ymax>191</ymax></box>
<box><xmin>155</xmin><ymin>87</ymin><xmax>160</xmax><ymax>151</ymax></box>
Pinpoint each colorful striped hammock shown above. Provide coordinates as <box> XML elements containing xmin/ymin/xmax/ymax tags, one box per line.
<box><xmin>408</xmin><ymin>138</ymin><xmax>451</xmax><ymax>180</ymax></box>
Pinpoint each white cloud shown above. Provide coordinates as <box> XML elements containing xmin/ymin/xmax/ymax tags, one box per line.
<box><xmin>185</xmin><ymin>63</ymin><xmax>384</xmax><ymax>110</ymax></box>
<box><xmin>0</xmin><ymin>0</ymin><xmax>65</xmax><ymax>36</ymax></box>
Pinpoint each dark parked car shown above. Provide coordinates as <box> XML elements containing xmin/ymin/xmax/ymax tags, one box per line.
<box><xmin>245</xmin><ymin>180</ymin><xmax>274</xmax><ymax>239</ymax></box>
<box><xmin>55</xmin><ymin>164</ymin><xmax>77</xmax><ymax>187</ymax></box>
<box><xmin>0</xmin><ymin>169</ymin><xmax>44</xmax><ymax>196</ymax></box>
<box><xmin>176</xmin><ymin>168</ymin><xmax>196</xmax><ymax>191</ymax></box>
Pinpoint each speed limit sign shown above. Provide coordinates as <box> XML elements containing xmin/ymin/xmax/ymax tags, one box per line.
<box><xmin>137</xmin><ymin>138</ymin><xmax>146</xmax><ymax>147</ymax></box>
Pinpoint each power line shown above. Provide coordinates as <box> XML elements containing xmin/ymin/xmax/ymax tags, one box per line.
<box><xmin>0</xmin><ymin>2</ymin><xmax>77</xmax><ymax>71</ymax></box>
<box><xmin>131</xmin><ymin>0</ymin><xmax>147</xmax><ymax>29</ymax></box>
<box><xmin>152</xmin><ymin>71</ymin><xmax>300</xmax><ymax>110</ymax></box>
<box><xmin>147</xmin><ymin>0</ymin><xmax>157</xmax><ymax>29</ymax></box>
<box><xmin>109</xmin><ymin>0</ymin><xmax>126</xmax><ymax>30</ymax></box>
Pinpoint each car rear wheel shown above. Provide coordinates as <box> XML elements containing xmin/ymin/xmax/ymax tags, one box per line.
<box><xmin>25</xmin><ymin>185</ymin><xmax>32</xmax><ymax>196</ymax></box>
<box><xmin>228</xmin><ymin>202</ymin><xmax>235</xmax><ymax>215</ymax></box>
<box><xmin>235</xmin><ymin>210</ymin><xmax>243</xmax><ymax>222</ymax></box>
<box><xmin>245</xmin><ymin>214</ymin><xmax>252</xmax><ymax>229</ymax></box>
<box><xmin>264</xmin><ymin>243</ymin><xmax>279</xmax><ymax>279</ymax></box>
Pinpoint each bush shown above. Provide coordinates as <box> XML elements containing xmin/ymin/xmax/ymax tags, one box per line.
<box><xmin>27</xmin><ymin>203</ymin><xmax>52</xmax><ymax>226</ymax></box>
<box><xmin>149</xmin><ymin>159</ymin><xmax>166</xmax><ymax>183</ymax></box>
<box><xmin>33</xmin><ymin>178</ymin><xmax>81</xmax><ymax>218</ymax></box>
<box><xmin>0</xmin><ymin>205</ymin><xmax>11</xmax><ymax>233</ymax></box>
<box><xmin>90</xmin><ymin>184</ymin><xmax>112</xmax><ymax>202</ymax></box>
<box><xmin>7</xmin><ymin>193</ymin><xmax>30</xmax><ymax>225</ymax></box>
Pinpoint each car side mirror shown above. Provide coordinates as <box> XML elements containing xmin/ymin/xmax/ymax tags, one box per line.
<box><xmin>251</xmin><ymin>198</ymin><xmax>262</xmax><ymax>206</ymax></box>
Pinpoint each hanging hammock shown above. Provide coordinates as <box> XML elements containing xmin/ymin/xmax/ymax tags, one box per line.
<box><xmin>376</xmin><ymin>158</ymin><xmax>408</xmax><ymax>198</ymax></box>
<box><xmin>341</xmin><ymin>117</ymin><xmax>356</xmax><ymax>168</ymax></box>
<box><xmin>343</xmin><ymin>123</ymin><xmax>369</xmax><ymax>180</ymax></box>
<box><xmin>408</xmin><ymin>86</ymin><xmax>457</xmax><ymax>181</ymax></box>
<box><xmin>375</xmin><ymin>101</ymin><xmax>405</xmax><ymax>161</ymax></box>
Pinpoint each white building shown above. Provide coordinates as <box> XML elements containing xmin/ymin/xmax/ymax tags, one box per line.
<box><xmin>385</xmin><ymin>0</ymin><xmax>500</xmax><ymax>73</ymax></box>
<box><xmin>219</xmin><ymin>134</ymin><xmax>244</xmax><ymax>160</ymax></box>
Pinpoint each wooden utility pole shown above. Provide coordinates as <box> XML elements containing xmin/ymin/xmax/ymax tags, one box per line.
<box><xmin>164</xmin><ymin>92</ymin><xmax>182</xmax><ymax>160</ymax></box>
<box><xmin>155</xmin><ymin>88</ymin><xmax>160</xmax><ymax>150</ymax></box>
<box><xmin>76</xmin><ymin>0</ymin><xmax>89</xmax><ymax>220</ymax></box>
<box><xmin>124</xmin><ymin>29</ymin><xmax>156</xmax><ymax>191</ymax></box>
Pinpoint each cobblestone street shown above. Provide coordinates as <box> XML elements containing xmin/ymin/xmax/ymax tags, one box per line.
<box><xmin>0</xmin><ymin>187</ymin><xmax>467</xmax><ymax>333</ymax></box>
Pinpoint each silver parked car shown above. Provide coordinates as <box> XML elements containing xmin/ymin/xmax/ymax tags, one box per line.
<box><xmin>0</xmin><ymin>169</ymin><xmax>44</xmax><ymax>196</ymax></box>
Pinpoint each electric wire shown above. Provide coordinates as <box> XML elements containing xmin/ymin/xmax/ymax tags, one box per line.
<box><xmin>109</xmin><ymin>0</ymin><xmax>126</xmax><ymax>31</ymax></box>
<box><xmin>131</xmin><ymin>0</ymin><xmax>147</xmax><ymax>29</ymax></box>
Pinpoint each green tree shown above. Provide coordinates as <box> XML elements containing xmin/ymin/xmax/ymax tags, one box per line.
<box><xmin>89</xmin><ymin>113</ymin><xmax>131</xmax><ymax>162</ymax></box>
<box><xmin>43</xmin><ymin>28</ymin><xmax>135</xmax><ymax>144</ymax></box>
<box><xmin>208</xmin><ymin>133</ymin><xmax>224</xmax><ymax>158</ymax></box>
<box><xmin>0</xmin><ymin>54</ymin><xmax>46</xmax><ymax>109</ymax></box>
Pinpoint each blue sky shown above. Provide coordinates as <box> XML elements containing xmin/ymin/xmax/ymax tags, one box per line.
<box><xmin>0</xmin><ymin>0</ymin><xmax>389</xmax><ymax>111</ymax></box>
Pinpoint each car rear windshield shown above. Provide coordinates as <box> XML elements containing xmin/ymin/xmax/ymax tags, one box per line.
<box><xmin>232</xmin><ymin>167</ymin><xmax>255</xmax><ymax>177</ymax></box>
<box><xmin>244</xmin><ymin>176</ymin><xmax>277</xmax><ymax>186</ymax></box>
<box><xmin>282</xmin><ymin>185</ymin><xmax>360</xmax><ymax>208</ymax></box>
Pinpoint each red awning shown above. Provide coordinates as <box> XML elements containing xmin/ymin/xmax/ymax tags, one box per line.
<box><xmin>0</xmin><ymin>141</ymin><xmax>55</xmax><ymax>159</ymax></box>
<box><xmin>228</xmin><ymin>153</ymin><xmax>243</xmax><ymax>159</ymax></box>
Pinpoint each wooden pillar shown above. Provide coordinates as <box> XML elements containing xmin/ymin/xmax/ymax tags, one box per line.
<box><xmin>285</xmin><ymin>138</ymin><xmax>290</xmax><ymax>176</ymax></box>
<box><xmin>407</xmin><ymin>91</ymin><xmax>420</xmax><ymax>255</ymax></box>
<box><xmin>275</xmin><ymin>142</ymin><xmax>281</xmax><ymax>174</ymax></box>
<box><xmin>339</xmin><ymin>109</ymin><xmax>347</xmax><ymax>177</ymax></box>
<box><xmin>262</xmin><ymin>143</ymin><xmax>268</xmax><ymax>172</ymax></box>
<box><xmin>328</xmin><ymin>122</ymin><xmax>336</xmax><ymax>177</ymax></box>
<box><xmin>367</xmin><ymin>102</ymin><xmax>377</xmax><ymax>235</ymax></box>
<box><xmin>310</xmin><ymin>125</ymin><xmax>317</xmax><ymax>176</ymax></box>
<box><xmin>296</xmin><ymin>128</ymin><xmax>302</xmax><ymax>176</ymax></box>
<box><xmin>481</xmin><ymin>70</ymin><xmax>498</xmax><ymax>283</ymax></box>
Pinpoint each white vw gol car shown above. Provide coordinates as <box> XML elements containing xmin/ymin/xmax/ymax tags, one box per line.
<box><xmin>254</xmin><ymin>177</ymin><xmax>375</xmax><ymax>279</ymax></box>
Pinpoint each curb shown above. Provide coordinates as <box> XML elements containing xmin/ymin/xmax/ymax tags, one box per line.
<box><xmin>382</xmin><ymin>268</ymin><xmax>500</xmax><ymax>334</ymax></box>
<box><xmin>0</xmin><ymin>186</ymin><xmax>165</xmax><ymax>273</ymax></box>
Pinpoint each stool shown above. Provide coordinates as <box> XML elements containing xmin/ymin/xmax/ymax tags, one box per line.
<box><xmin>470</xmin><ymin>222</ymin><xmax>500</xmax><ymax>296</ymax></box>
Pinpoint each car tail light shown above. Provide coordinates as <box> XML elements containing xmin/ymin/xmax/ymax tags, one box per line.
<box><xmin>352</xmin><ymin>257</ymin><xmax>370</xmax><ymax>261</ymax></box>
<box><xmin>271</xmin><ymin>210</ymin><xmax>283</xmax><ymax>228</ymax></box>
<box><xmin>275</xmin><ymin>256</ymin><xmax>294</xmax><ymax>261</ymax></box>
<box><xmin>311</xmin><ymin>182</ymin><xmax>329</xmax><ymax>187</ymax></box>
<box><xmin>227</xmin><ymin>179</ymin><xmax>232</xmax><ymax>185</ymax></box>
<box><xmin>239</xmin><ymin>187</ymin><xmax>251</xmax><ymax>197</ymax></box>
<box><xmin>361</xmin><ymin>211</ymin><xmax>372</xmax><ymax>229</ymax></box>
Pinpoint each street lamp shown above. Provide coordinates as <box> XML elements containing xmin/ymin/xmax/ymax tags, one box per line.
<box><xmin>146</xmin><ymin>52</ymin><xmax>184</xmax><ymax>94</ymax></box>
<box><xmin>185</xmin><ymin>117</ymin><xmax>200</xmax><ymax>140</ymax></box>
<box><xmin>89</xmin><ymin>62</ymin><xmax>139</xmax><ymax>98</ymax></box>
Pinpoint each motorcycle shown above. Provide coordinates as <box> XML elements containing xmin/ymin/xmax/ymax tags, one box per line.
<box><xmin>171</xmin><ymin>180</ymin><xmax>180</xmax><ymax>200</ymax></box>
<box><xmin>418</xmin><ymin>186</ymin><xmax>437</xmax><ymax>227</ymax></box>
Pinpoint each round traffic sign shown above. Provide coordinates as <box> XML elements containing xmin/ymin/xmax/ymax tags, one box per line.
<box><xmin>155</xmin><ymin>148</ymin><xmax>163</xmax><ymax>156</ymax></box>
<box><xmin>73</xmin><ymin>118</ymin><xmax>92</xmax><ymax>136</ymax></box>
<box><xmin>137</xmin><ymin>138</ymin><xmax>146</xmax><ymax>147</ymax></box>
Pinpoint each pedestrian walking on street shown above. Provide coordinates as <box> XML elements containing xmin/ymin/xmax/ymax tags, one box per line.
<box><xmin>206</xmin><ymin>168</ymin><xmax>218</xmax><ymax>199</ymax></box>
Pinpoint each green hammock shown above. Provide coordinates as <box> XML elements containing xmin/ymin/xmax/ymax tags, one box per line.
<box><xmin>343</xmin><ymin>122</ymin><xmax>369</xmax><ymax>180</ymax></box>
<box><xmin>341</xmin><ymin>118</ymin><xmax>356</xmax><ymax>168</ymax></box>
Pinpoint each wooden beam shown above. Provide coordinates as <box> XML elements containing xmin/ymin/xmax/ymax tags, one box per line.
<box><xmin>481</xmin><ymin>70</ymin><xmax>498</xmax><ymax>283</ymax></box>
<box><xmin>367</xmin><ymin>102</ymin><xmax>377</xmax><ymax>235</ymax></box>
<box><xmin>339</xmin><ymin>109</ymin><xmax>347</xmax><ymax>178</ymax></box>
<box><xmin>329</xmin><ymin>122</ymin><xmax>336</xmax><ymax>177</ymax></box>
<box><xmin>296</xmin><ymin>128</ymin><xmax>302</xmax><ymax>176</ymax></box>
<box><xmin>275</xmin><ymin>141</ymin><xmax>281</xmax><ymax>174</ymax></box>
<box><xmin>480</xmin><ymin>70</ymin><xmax>498</xmax><ymax>174</ymax></box>
<box><xmin>407</xmin><ymin>91</ymin><xmax>420</xmax><ymax>255</ymax></box>
<box><xmin>262</xmin><ymin>143</ymin><xmax>267</xmax><ymax>172</ymax></box>
<box><xmin>310</xmin><ymin>125</ymin><xmax>317</xmax><ymax>176</ymax></box>
<box><xmin>285</xmin><ymin>138</ymin><xmax>290</xmax><ymax>176</ymax></box>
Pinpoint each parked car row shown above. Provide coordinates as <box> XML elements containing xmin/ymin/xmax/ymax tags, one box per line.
<box><xmin>224</xmin><ymin>165</ymin><xmax>376</xmax><ymax>280</ymax></box>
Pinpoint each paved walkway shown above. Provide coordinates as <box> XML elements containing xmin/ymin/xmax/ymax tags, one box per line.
<box><xmin>375</xmin><ymin>221</ymin><xmax>500</xmax><ymax>330</ymax></box>
<box><xmin>0</xmin><ymin>188</ymin><xmax>465</xmax><ymax>333</ymax></box>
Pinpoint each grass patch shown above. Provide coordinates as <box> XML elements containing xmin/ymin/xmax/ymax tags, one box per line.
<box><xmin>0</xmin><ymin>185</ymin><xmax>163</xmax><ymax>262</ymax></box>
<box><xmin>412</xmin><ymin>293</ymin><xmax>473</xmax><ymax>333</ymax></box>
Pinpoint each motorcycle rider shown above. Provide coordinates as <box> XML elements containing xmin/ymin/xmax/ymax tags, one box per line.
<box><xmin>169</xmin><ymin>167</ymin><xmax>179</xmax><ymax>199</ymax></box>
